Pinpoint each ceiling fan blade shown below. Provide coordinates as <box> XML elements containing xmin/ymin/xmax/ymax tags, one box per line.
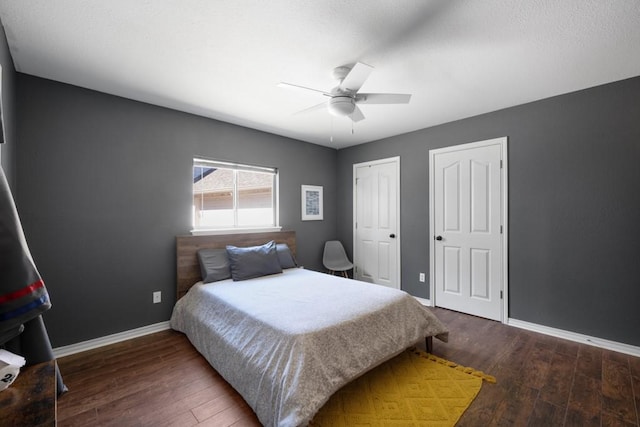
<box><xmin>339</xmin><ymin>62</ymin><xmax>373</xmax><ymax>93</ymax></box>
<box><xmin>349</xmin><ymin>105</ymin><xmax>366</xmax><ymax>122</ymax></box>
<box><xmin>278</xmin><ymin>82</ymin><xmax>331</xmax><ymax>97</ymax></box>
<box><xmin>356</xmin><ymin>93</ymin><xmax>412</xmax><ymax>104</ymax></box>
<box><xmin>293</xmin><ymin>101</ymin><xmax>327</xmax><ymax>116</ymax></box>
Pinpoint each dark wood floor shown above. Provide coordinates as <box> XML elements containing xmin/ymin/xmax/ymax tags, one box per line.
<box><xmin>57</xmin><ymin>308</ymin><xmax>640</xmax><ymax>426</ymax></box>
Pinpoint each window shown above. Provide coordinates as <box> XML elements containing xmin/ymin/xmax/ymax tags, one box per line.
<box><xmin>193</xmin><ymin>158</ymin><xmax>278</xmax><ymax>231</ymax></box>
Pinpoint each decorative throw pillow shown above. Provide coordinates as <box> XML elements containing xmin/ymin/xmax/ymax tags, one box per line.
<box><xmin>197</xmin><ymin>248</ymin><xmax>231</xmax><ymax>283</ymax></box>
<box><xmin>226</xmin><ymin>240</ymin><xmax>283</xmax><ymax>281</ymax></box>
<box><xmin>276</xmin><ymin>243</ymin><xmax>297</xmax><ymax>269</ymax></box>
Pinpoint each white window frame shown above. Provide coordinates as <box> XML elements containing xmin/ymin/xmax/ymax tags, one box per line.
<box><xmin>191</xmin><ymin>158</ymin><xmax>280</xmax><ymax>235</ymax></box>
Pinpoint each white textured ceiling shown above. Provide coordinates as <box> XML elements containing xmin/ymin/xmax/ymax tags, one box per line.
<box><xmin>1</xmin><ymin>1</ymin><xmax>639</xmax><ymax>149</ymax></box>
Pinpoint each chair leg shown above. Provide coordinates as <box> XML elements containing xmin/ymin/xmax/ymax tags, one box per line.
<box><xmin>342</xmin><ymin>271</ymin><xmax>348</xmax><ymax>278</ymax></box>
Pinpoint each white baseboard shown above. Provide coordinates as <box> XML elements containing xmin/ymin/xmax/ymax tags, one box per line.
<box><xmin>508</xmin><ymin>318</ymin><xmax>640</xmax><ymax>357</ymax></box>
<box><xmin>413</xmin><ymin>296</ymin><xmax>432</xmax><ymax>306</ymax></box>
<box><xmin>52</xmin><ymin>314</ymin><xmax>639</xmax><ymax>360</ymax></box>
<box><xmin>53</xmin><ymin>321</ymin><xmax>172</xmax><ymax>358</ymax></box>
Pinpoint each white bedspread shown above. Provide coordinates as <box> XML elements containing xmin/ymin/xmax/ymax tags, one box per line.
<box><xmin>170</xmin><ymin>268</ymin><xmax>448</xmax><ymax>427</ymax></box>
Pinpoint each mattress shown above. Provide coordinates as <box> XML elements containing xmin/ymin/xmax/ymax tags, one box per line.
<box><xmin>170</xmin><ymin>268</ymin><xmax>448</xmax><ymax>426</ymax></box>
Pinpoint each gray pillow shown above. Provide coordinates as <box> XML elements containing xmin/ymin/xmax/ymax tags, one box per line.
<box><xmin>197</xmin><ymin>248</ymin><xmax>231</xmax><ymax>283</ymax></box>
<box><xmin>276</xmin><ymin>243</ymin><xmax>297</xmax><ymax>269</ymax></box>
<box><xmin>226</xmin><ymin>240</ymin><xmax>282</xmax><ymax>281</ymax></box>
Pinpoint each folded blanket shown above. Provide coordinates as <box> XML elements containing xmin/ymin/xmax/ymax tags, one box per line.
<box><xmin>0</xmin><ymin>167</ymin><xmax>51</xmax><ymax>343</ymax></box>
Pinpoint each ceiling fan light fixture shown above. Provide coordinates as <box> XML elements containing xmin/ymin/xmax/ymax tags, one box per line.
<box><xmin>279</xmin><ymin>62</ymin><xmax>411</xmax><ymax>123</ymax></box>
<box><xmin>328</xmin><ymin>96</ymin><xmax>355</xmax><ymax>117</ymax></box>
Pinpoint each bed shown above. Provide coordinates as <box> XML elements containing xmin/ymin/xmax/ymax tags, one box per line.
<box><xmin>170</xmin><ymin>231</ymin><xmax>449</xmax><ymax>427</ymax></box>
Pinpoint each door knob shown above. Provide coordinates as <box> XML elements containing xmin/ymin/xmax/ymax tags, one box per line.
<box><xmin>389</xmin><ymin>234</ymin><xmax>396</xmax><ymax>238</ymax></box>
<box><xmin>435</xmin><ymin>235</ymin><xmax>443</xmax><ymax>241</ymax></box>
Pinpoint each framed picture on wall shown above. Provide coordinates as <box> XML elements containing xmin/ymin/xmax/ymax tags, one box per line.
<box><xmin>301</xmin><ymin>185</ymin><xmax>323</xmax><ymax>221</ymax></box>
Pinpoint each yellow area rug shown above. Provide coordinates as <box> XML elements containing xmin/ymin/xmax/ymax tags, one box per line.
<box><xmin>310</xmin><ymin>349</ymin><xmax>496</xmax><ymax>427</ymax></box>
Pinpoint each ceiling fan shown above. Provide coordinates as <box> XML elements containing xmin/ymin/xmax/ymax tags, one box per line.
<box><xmin>278</xmin><ymin>62</ymin><xmax>411</xmax><ymax>122</ymax></box>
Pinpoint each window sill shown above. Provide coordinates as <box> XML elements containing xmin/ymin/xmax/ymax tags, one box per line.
<box><xmin>191</xmin><ymin>226</ymin><xmax>282</xmax><ymax>236</ymax></box>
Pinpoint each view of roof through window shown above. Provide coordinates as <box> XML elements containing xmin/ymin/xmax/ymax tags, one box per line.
<box><xmin>193</xmin><ymin>163</ymin><xmax>276</xmax><ymax>229</ymax></box>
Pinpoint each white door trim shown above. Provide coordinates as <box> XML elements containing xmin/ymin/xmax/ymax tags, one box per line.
<box><xmin>429</xmin><ymin>137</ymin><xmax>508</xmax><ymax>323</ymax></box>
<box><xmin>353</xmin><ymin>156</ymin><xmax>401</xmax><ymax>288</ymax></box>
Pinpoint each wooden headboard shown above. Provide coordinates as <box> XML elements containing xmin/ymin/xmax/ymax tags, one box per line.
<box><xmin>176</xmin><ymin>230</ymin><xmax>296</xmax><ymax>300</ymax></box>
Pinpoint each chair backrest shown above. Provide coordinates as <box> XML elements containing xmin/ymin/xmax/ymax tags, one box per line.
<box><xmin>323</xmin><ymin>240</ymin><xmax>349</xmax><ymax>265</ymax></box>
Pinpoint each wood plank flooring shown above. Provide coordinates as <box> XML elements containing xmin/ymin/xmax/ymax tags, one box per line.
<box><xmin>56</xmin><ymin>308</ymin><xmax>640</xmax><ymax>426</ymax></box>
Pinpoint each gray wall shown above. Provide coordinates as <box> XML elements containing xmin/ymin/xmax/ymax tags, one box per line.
<box><xmin>0</xmin><ymin>19</ymin><xmax>16</xmax><ymax>187</ymax></box>
<box><xmin>13</xmin><ymin>65</ymin><xmax>640</xmax><ymax>349</ymax></box>
<box><xmin>16</xmin><ymin>74</ymin><xmax>337</xmax><ymax>347</ymax></box>
<box><xmin>336</xmin><ymin>76</ymin><xmax>640</xmax><ymax>347</ymax></box>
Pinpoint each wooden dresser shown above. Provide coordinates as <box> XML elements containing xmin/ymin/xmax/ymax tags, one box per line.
<box><xmin>0</xmin><ymin>360</ymin><xmax>56</xmax><ymax>426</ymax></box>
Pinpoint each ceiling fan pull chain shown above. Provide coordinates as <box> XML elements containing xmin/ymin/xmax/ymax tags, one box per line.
<box><xmin>330</xmin><ymin>117</ymin><xmax>334</xmax><ymax>143</ymax></box>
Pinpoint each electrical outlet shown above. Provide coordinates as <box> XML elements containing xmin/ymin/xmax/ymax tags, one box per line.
<box><xmin>419</xmin><ymin>273</ymin><xmax>426</xmax><ymax>282</ymax></box>
<box><xmin>153</xmin><ymin>291</ymin><xmax>161</xmax><ymax>304</ymax></box>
